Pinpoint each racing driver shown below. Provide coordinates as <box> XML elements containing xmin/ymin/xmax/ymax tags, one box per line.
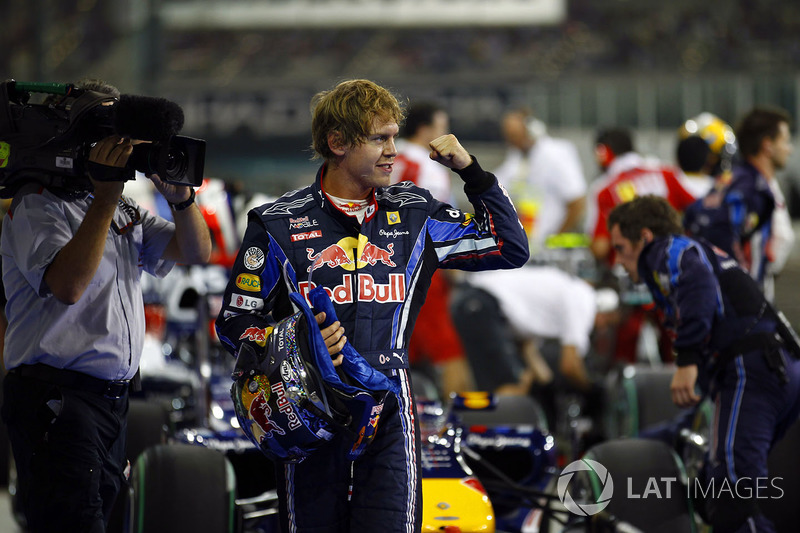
<box><xmin>215</xmin><ymin>78</ymin><xmax>529</xmax><ymax>532</ymax></box>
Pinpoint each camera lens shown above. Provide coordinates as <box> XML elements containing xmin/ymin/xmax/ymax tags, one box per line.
<box><xmin>164</xmin><ymin>146</ymin><xmax>188</xmax><ymax>181</ymax></box>
<box><xmin>126</xmin><ymin>135</ymin><xmax>204</xmax><ymax>186</ymax></box>
<box><xmin>128</xmin><ymin>144</ymin><xmax>159</xmax><ymax>175</ymax></box>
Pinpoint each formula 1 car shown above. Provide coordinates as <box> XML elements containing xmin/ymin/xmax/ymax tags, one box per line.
<box><xmin>416</xmin><ymin>388</ymin><xmax>557</xmax><ymax>532</ymax></box>
<box><xmin>414</xmin><ymin>378</ymin><xmax>674</xmax><ymax>533</ymax></box>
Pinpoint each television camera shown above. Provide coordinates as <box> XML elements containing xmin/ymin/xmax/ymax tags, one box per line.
<box><xmin>0</xmin><ymin>79</ymin><xmax>205</xmax><ymax>197</ymax></box>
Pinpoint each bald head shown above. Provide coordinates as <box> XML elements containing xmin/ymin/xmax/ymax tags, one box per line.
<box><xmin>502</xmin><ymin>111</ymin><xmax>535</xmax><ymax>151</ymax></box>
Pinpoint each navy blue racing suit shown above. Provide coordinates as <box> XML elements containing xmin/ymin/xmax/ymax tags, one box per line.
<box><xmin>638</xmin><ymin>235</ymin><xmax>800</xmax><ymax>533</ymax></box>
<box><xmin>216</xmin><ymin>158</ymin><xmax>528</xmax><ymax>532</ymax></box>
<box><xmin>683</xmin><ymin>161</ymin><xmax>775</xmax><ymax>288</ymax></box>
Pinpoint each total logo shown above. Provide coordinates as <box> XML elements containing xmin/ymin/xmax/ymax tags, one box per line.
<box><xmin>306</xmin><ymin>235</ymin><xmax>396</xmax><ymax>272</ymax></box>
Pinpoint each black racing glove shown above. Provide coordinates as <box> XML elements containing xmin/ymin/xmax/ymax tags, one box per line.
<box><xmin>453</xmin><ymin>156</ymin><xmax>496</xmax><ymax>195</ymax></box>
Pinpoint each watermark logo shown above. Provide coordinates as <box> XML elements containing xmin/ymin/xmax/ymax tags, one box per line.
<box><xmin>557</xmin><ymin>458</ymin><xmax>784</xmax><ymax>518</ymax></box>
<box><xmin>557</xmin><ymin>459</ymin><xmax>614</xmax><ymax>516</ymax></box>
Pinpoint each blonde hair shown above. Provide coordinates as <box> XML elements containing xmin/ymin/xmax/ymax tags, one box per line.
<box><xmin>310</xmin><ymin>79</ymin><xmax>405</xmax><ymax>161</ymax></box>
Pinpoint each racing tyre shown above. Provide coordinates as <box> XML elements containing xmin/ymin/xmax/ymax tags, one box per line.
<box><xmin>579</xmin><ymin>438</ymin><xmax>693</xmax><ymax>533</ymax></box>
<box><xmin>108</xmin><ymin>399</ymin><xmax>170</xmax><ymax>533</ymax></box>
<box><xmin>130</xmin><ymin>444</ymin><xmax>236</xmax><ymax>533</ymax></box>
<box><xmin>605</xmin><ymin>364</ymin><xmax>683</xmax><ymax>438</ymax></box>
<box><xmin>0</xmin><ymin>374</ymin><xmax>8</xmax><ymax>487</ymax></box>
<box><xmin>761</xmin><ymin>418</ymin><xmax>800</xmax><ymax>531</ymax></box>
<box><xmin>125</xmin><ymin>399</ymin><xmax>170</xmax><ymax>463</ymax></box>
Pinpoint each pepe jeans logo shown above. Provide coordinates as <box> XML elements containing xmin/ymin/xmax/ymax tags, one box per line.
<box><xmin>379</xmin><ymin>228</ymin><xmax>409</xmax><ymax>238</ymax></box>
<box><xmin>557</xmin><ymin>459</ymin><xmax>614</xmax><ymax>516</ymax></box>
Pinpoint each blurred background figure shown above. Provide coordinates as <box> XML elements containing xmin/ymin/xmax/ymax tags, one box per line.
<box><xmin>677</xmin><ymin>112</ymin><xmax>738</xmax><ymax>179</ymax></box>
<box><xmin>390</xmin><ymin>100</ymin><xmax>475</xmax><ymax>396</ymax></box>
<box><xmin>392</xmin><ymin>101</ymin><xmax>457</xmax><ymax>205</ymax></box>
<box><xmin>585</xmin><ymin>127</ymin><xmax>698</xmax><ymax>364</ymax></box>
<box><xmin>494</xmin><ymin>108</ymin><xmax>587</xmax><ymax>256</ymax></box>
<box><xmin>585</xmin><ymin>127</ymin><xmax>698</xmax><ymax>268</ymax></box>
<box><xmin>684</xmin><ymin>106</ymin><xmax>795</xmax><ymax>301</ymax></box>
<box><xmin>737</xmin><ymin>106</ymin><xmax>795</xmax><ymax>300</ymax></box>
<box><xmin>451</xmin><ymin>265</ymin><xmax>619</xmax><ymax>443</ymax></box>
<box><xmin>675</xmin><ymin>135</ymin><xmax>716</xmax><ymax>198</ymax></box>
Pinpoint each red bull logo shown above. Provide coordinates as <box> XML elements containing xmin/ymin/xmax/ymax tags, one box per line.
<box><xmin>351</xmin><ymin>426</ymin><xmax>366</xmax><ymax>453</ymax></box>
<box><xmin>306</xmin><ymin>236</ymin><xmax>398</xmax><ymax>272</ymax></box>
<box><xmin>307</xmin><ymin>244</ymin><xmax>353</xmax><ymax>271</ymax></box>
<box><xmin>359</xmin><ymin>242</ymin><xmax>395</xmax><ymax>267</ymax></box>
<box><xmin>351</xmin><ymin>413</ymin><xmax>381</xmax><ymax>454</ymax></box>
<box><xmin>249</xmin><ymin>391</ymin><xmax>286</xmax><ymax>439</ymax></box>
<box><xmin>239</xmin><ymin>326</ymin><xmax>271</xmax><ymax>347</ymax></box>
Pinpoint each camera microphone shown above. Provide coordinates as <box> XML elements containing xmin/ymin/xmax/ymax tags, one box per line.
<box><xmin>114</xmin><ymin>94</ymin><xmax>185</xmax><ymax>141</ymax></box>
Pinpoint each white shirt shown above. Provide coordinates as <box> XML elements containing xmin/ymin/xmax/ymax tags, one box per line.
<box><xmin>1</xmin><ymin>188</ymin><xmax>175</xmax><ymax>380</ymax></box>
<box><xmin>494</xmin><ymin>136</ymin><xmax>587</xmax><ymax>251</ymax></box>
<box><xmin>467</xmin><ymin>266</ymin><xmax>597</xmax><ymax>356</ymax></box>
<box><xmin>767</xmin><ymin>177</ymin><xmax>795</xmax><ymax>274</ymax></box>
<box><xmin>679</xmin><ymin>172</ymin><xmax>715</xmax><ymax>199</ymax></box>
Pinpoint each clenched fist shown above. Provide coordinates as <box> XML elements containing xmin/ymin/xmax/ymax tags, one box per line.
<box><xmin>429</xmin><ymin>134</ymin><xmax>472</xmax><ymax>171</ymax></box>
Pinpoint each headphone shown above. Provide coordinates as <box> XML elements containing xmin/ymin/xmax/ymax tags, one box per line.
<box><xmin>526</xmin><ymin>117</ymin><xmax>547</xmax><ymax>139</ymax></box>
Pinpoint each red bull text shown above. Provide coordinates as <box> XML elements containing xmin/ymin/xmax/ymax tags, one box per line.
<box><xmin>271</xmin><ymin>382</ymin><xmax>302</xmax><ymax>430</ymax></box>
<box><xmin>298</xmin><ymin>273</ymin><xmax>406</xmax><ymax>305</ymax></box>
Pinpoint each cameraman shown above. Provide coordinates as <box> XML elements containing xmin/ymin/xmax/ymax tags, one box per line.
<box><xmin>0</xmin><ymin>79</ymin><xmax>211</xmax><ymax>533</ymax></box>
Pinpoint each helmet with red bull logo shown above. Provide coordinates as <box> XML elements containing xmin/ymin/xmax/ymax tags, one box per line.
<box><xmin>231</xmin><ymin>289</ymin><xmax>398</xmax><ymax>463</ymax></box>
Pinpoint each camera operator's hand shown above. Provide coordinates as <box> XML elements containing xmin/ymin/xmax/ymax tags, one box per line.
<box><xmin>88</xmin><ymin>136</ymin><xmax>132</xmax><ymax>198</ymax></box>
<box><xmin>147</xmin><ymin>173</ymin><xmax>192</xmax><ymax>205</ymax></box>
<box><xmin>149</xmin><ymin>173</ymin><xmax>212</xmax><ymax>265</ymax></box>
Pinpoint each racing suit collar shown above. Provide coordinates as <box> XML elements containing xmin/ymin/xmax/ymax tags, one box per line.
<box><xmin>636</xmin><ymin>235</ymin><xmax>663</xmax><ymax>283</ymax></box>
<box><xmin>314</xmin><ymin>164</ymin><xmax>379</xmax><ymax>228</ymax></box>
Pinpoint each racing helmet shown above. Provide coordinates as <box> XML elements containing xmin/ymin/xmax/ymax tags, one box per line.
<box><xmin>231</xmin><ymin>290</ymin><xmax>396</xmax><ymax>463</ymax></box>
<box><xmin>678</xmin><ymin>112</ymin><xmax>737</xmax><ymax>173</ymax></box>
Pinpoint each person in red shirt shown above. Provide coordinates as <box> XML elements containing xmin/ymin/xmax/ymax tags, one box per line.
<box><xmin>586</xmin><ymin>127</ymin><xmax>697</xmax><ymax>266</ymax></box>
<box><xmin>585</xmin><ymin>127</ymin><xmax>698</xmax><ymax>364</ymax></box>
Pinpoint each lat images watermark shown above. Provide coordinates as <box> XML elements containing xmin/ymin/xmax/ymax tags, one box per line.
<box><xmin>557</xmin><ymin>459</ymin><xmax>614</xmax><ymax>516</ymax></box>
<box><xmin>557</xmin><ymin>459</ymin><xmax>784</xmax><ymax>516</ymax></box>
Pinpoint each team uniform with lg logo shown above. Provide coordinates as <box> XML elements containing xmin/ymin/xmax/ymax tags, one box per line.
<box><xmin>216</xmin><ymin>160</ymin><xmax>528</xmax><ymax>532</ymax></box>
